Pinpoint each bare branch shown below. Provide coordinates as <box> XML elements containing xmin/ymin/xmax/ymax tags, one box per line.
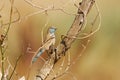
<box><xmin>0</xmin><ymin>0</ymin><xmax>5</xmax><ymax>12</ymax></box>
<box><xmin>0</xmin><ymin>7</ymin><xmax>21</xmax><ymax>28</ymax></box>
<box><xmin>24</xmin><ymin>0</ymin><xmax>44</xmax><ymax>10</ymax></box>
<box><xmin>8</xmin><ymin>55</ymin><xmax>22</xmax><ymax>80</ymax></box>
<box><xmin>76</xmin><ymin>1</ymin><xmax>101</xmax><ymax>40</ymax></box>
<box><xmin>6</xmin><ymin>57</ymin><xmax>18</xmax><ymax>76</ymax></box>
<box><xmin>35</xmin><ymin>0</ymin><xmax>96</xmax><ymax>80</ymax></box>
<box><xmin>56</xmin><ymin>0</ymin><xmax>95</xmax><ymax>61</ymax></box>
<box><xmin>21</xmin><ymin>0</ymin><xmax>79</xmax><ymax>21</ymax></box>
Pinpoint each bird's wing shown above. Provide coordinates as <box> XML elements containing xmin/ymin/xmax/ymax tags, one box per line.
<box><xmin>32</xmin><ymin>36</ymin><xmax>55</xmax><ymax>63</ymax></box>
<box><xmin>43</xmin><ymin>37</ymin><xmax>55</xmax><ymax>50</ymax></box>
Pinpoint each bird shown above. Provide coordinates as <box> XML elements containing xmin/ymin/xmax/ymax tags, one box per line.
<box><xmin>31</xmin><ymin>27</ymin><xmax>56</xmax><ymax>64</ymax></box>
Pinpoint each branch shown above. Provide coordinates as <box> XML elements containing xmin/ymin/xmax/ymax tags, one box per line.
<box><xmin>0</xmin><ymin>0</ymin><xmax>5</xmax><ymax>12</ymax></box>
<box><xmin>0</xmin><ymin>7</ymin><xmax>21</xmax><ymax>28</ymax></box>
<box><xmin>8</xmin><ymin>55</ymin><xmax>22</xmax><ymax>80</ymax></box>
<box><xmin>35</xmin><ymin>0</ymin><xmax>95</xmax><ymax>80</ymax></box>
<box><xmin>56</xmin><ymin>0</ymin><xmax>95</xmax><ymax>63</ymax></box>
<box><xmin>21</xmin><ymin>0</ymin><xmax>79</xmax><ymax>22</ymax></box>
<box><xmin>0</xmin><ymin>0</ymin><xmax>15</xmax><ymax>79</ymax></box>
<box><xmin>24</xmin><ymin>0</ymin><xmax>44</xmax><ymax>10</ymax></box>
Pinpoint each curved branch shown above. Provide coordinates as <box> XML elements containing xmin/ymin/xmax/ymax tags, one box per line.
<box><xmin>0</xmin><ymin>7</ymin><xmax>21</xmax><ymax>28</ymax></box>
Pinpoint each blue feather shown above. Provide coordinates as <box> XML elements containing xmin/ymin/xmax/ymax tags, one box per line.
<box><xmin>32</xmin><ymin>48</ymin><xmax>45</xmax><ymax>63</ymax></box>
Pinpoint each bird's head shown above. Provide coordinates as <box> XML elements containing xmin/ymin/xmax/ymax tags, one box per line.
<box><xmin>49</xmin><ymin>26</ymin><xmax>57</xmax><ymax>34</ymax></box>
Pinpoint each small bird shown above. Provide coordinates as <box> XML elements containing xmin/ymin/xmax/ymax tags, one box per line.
<box><xmin>32</xmin><ymin>27</ymin><xmax>56</xmax><ymax>64</ymax></box>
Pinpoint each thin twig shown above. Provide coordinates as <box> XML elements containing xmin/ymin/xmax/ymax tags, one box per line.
<box><xmin>21</xmin><ymin>1</ymin><xmax>79</xmax><ymax>22</ymax></box>
<box><xmin>75</xmin><ymin>1</ymin><xmax>101</xmax><ymax>39</ymax></box>
<box><xmin>0</xmin><ymin>45</ymin><xmax>4</xmax><ymax>79</ymax></box>
<box><xmin>23</xmin><ymin>0</ymin><xmax>78</xmax><ymax>17</ymax></box>
<box><xmin>8</xmin><ymin>55</ymin><xmax>22</xmax><ymax>80</ymax></box>
<box><xmin>2</xmin><ymin>45</ymin><xmax>8</xmax><ymax>54</ymax></box>
<box><xmin>41</xmin><ymin>19</ymin><xmax>49</xmax><ymax>45</ymax></box>
<box><xmin>6</xmin><ymin>57</ymin><xmax>18</xmax><ymax>75</ymax></box>
<box><xmin>3</xmin><ymin>0</ymin><xmax>14</xmax><ymax>41</ymax></box>
<box><xmin>24</xmin><ymin>0</ymin><xmax>44</xmax><ymax>10</ymax></box>
<box><xmin>0</xmin><ymin>7</ymin><xmax>21</xmax><ymax>28</ymax></box>
<box><xmin>60</xmin><ymin>1</ymin><xmax>101</xmax><ymax>40</ymax></box>
<box><xmin>0</xmin><ymin>0</ymin><xmax>15</xmax><ymax>78</ymax></box>
<box><xmin>0</xmin><ymin>0</ymin><xmax>5</xmax><ymax>12</ymax></box>
<box><xmin>53</xmin><ymin>40</ymin><xmax>89</xmax><ymax>80</ymax></box>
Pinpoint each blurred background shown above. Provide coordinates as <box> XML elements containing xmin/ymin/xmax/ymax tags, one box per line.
<box><xmin>0</xmin><ymin>0</ymin><xmax>120</xmax><ymax>80</ymax></box>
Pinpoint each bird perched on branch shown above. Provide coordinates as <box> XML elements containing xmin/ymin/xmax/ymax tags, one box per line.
<box><xmin>31</xmin><ymin>27</ymin><xmax>56</xmax><ymax>64</ymax></box>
